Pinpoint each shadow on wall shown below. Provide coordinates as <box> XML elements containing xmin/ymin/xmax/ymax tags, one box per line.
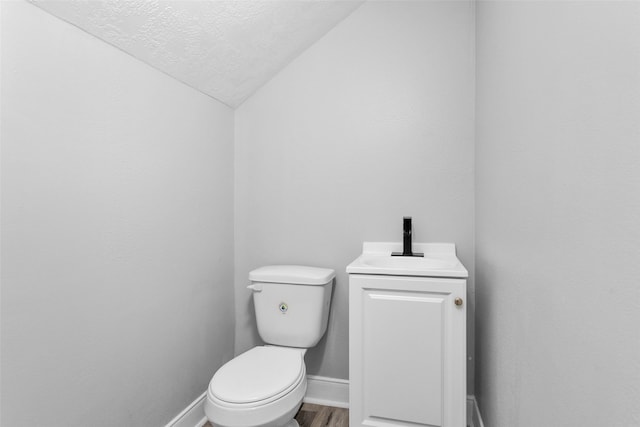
<box><xmin>243</xmin><ymin>297</ymin><xmax>263</xmax><ymax>352</ymax></box>
<box><xmin>302</xmin><ymin>277</ymin><xmax>339</xmax><ymax>373</ymax></box>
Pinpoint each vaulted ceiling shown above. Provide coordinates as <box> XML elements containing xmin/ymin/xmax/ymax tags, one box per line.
<box><xmin>31</xmin><ymin>0</ymin><xmax>364</xmax><ymax>107</ymax></box>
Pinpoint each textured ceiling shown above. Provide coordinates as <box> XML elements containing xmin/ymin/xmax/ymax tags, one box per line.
<box><xmin>31</xmin><ymin>0</ymin><xmax>364</xmax><ymax>107</ymax></box>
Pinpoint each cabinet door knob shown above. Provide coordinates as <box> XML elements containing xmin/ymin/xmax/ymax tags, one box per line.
<box><xmin>454</xmin><ymin>297</ymin><xmax>463</xmax><ymax>306</ymax></box>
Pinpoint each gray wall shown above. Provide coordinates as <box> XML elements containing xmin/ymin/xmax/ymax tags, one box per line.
<box><xmin>0</xmin><ymin>2</ymin><xmax>235</xmax><ymax>426</ymax></box>
<box><xmin>234</xmin><ymin>0</ymin><xmax>476</xmax><ymax>390</ymax></box>
<box><xmin>476</xmin><ymin>2</ymin><xmax>640</xmax><ymax>426</ymax></box>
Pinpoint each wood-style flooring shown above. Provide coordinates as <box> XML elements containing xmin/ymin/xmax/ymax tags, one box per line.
<box><xmin>202</xmin><ymin>403</ymin><xmax>348</xmax><ymax>427</ymax></box>
<box><xmin>294</xmin><ymin>403</ymin><xmax>348</xmax><ymax>427</ymax></box>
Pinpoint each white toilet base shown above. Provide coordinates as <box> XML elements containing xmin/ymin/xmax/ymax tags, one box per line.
<box><xmin>283</xmin><ymin>419</ymin><xmax>299</xmax><ymax>427</ymax></box>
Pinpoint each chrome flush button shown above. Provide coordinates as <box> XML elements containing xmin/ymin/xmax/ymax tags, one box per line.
<box><xmin>279</xmin><ymin>302</ymin><xmax>288</xmax><ymax>313</ymax></box>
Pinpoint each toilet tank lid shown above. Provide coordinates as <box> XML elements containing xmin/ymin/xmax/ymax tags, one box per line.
<box><xmin>249</xmin><ymin>265</ymin><xmax>335</xmax><ymax>285</ymax></box>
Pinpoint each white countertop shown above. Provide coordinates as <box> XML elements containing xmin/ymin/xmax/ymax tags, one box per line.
<box><xmin>346</xmin><ymin>242</ymin><xmax>468</xmax><ymax>279</ymax></box>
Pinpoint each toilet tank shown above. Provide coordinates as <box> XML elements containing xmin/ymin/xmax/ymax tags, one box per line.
<box><xmin>248</xmin><ymin>265</ymin><xmax>335</xmax><ymax>348</ymax></box>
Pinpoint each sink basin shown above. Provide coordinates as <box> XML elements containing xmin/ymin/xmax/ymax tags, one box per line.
<box><xmin>362</xmin><ymin>256</ymin><xmax>456</xmax><ymax>270</ymax></box>
<box><xmin>346</xmin><ymin>242</ymin><xmax>468</xmax><ymax>278</ymax></box>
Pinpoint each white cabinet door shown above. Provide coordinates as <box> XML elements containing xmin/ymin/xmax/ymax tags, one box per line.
<box><xmin>349</xmin><ymin>275</ymin><xmax>466</xmax><ymax>427</ymax></box>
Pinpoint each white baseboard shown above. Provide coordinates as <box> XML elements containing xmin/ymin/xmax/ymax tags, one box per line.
<box><xmin>467</xmin><ymin>395</ymin><xmax>485</xmax><ymax>427</ymax></box>
<box><xmin>164</xmin><ymin>391</ymin><xmax>208</xmax><ymax>427</ymax></box>
<box><xmin>303</xmin><ymin>375</ymin><xmax>349</xmax><ymax>408</ymax></box>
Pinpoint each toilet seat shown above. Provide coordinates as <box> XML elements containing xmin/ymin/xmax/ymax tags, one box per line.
<box><xmin>204</xmin><ymin>346</ymin><xmax>308</xmax><ymax>427</ymax></box>
<box><xmin>209</xmin><ymin>346</ymin><xmax>305</xmax><ymax>407</ymax></box>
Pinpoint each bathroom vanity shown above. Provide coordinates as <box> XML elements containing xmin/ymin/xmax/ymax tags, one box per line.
<box><xmin>347</xmin><ymin>242</ymin><xmax>468</xmax><ymax>427</ymax></box>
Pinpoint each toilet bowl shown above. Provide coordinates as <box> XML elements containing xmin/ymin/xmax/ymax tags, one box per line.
<box><xmin>204</xmin><ymin>265</ymin><xmax>335</xmax><ymax>427</ymax></box>
<box><xmin>205</xmin><ymin>346</ymin><xmax>307</xmax><ymax>427</ymax></box>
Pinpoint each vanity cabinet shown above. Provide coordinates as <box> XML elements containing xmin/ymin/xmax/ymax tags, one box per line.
<box><xmin>348</xmin><ymin>274</ymin><xmax>466</xmax><ymax>427</ymax></box>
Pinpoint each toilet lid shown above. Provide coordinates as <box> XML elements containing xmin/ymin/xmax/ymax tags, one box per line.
<box><xmin>210</xmin><ymin>346</ymin><xmax>305</xmax><ymax>405</ymax></box>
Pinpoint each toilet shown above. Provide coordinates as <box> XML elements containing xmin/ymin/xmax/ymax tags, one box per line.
<box><xmin>204</xmin><ymin>265</ymin><xmax>335</xmax><ymax>427</ymax></box>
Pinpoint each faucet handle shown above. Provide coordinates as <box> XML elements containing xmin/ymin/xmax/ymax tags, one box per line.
<box><xmin>403</xmin><ymin>216</ymin><xmax>412</xmax><ymax>234</ymax></box>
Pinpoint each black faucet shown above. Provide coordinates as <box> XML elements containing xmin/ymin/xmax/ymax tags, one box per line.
<box><xmin>391</xmin><ymin>216</ymin><xmax>424</xmax><ymax>257</ymax></box>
